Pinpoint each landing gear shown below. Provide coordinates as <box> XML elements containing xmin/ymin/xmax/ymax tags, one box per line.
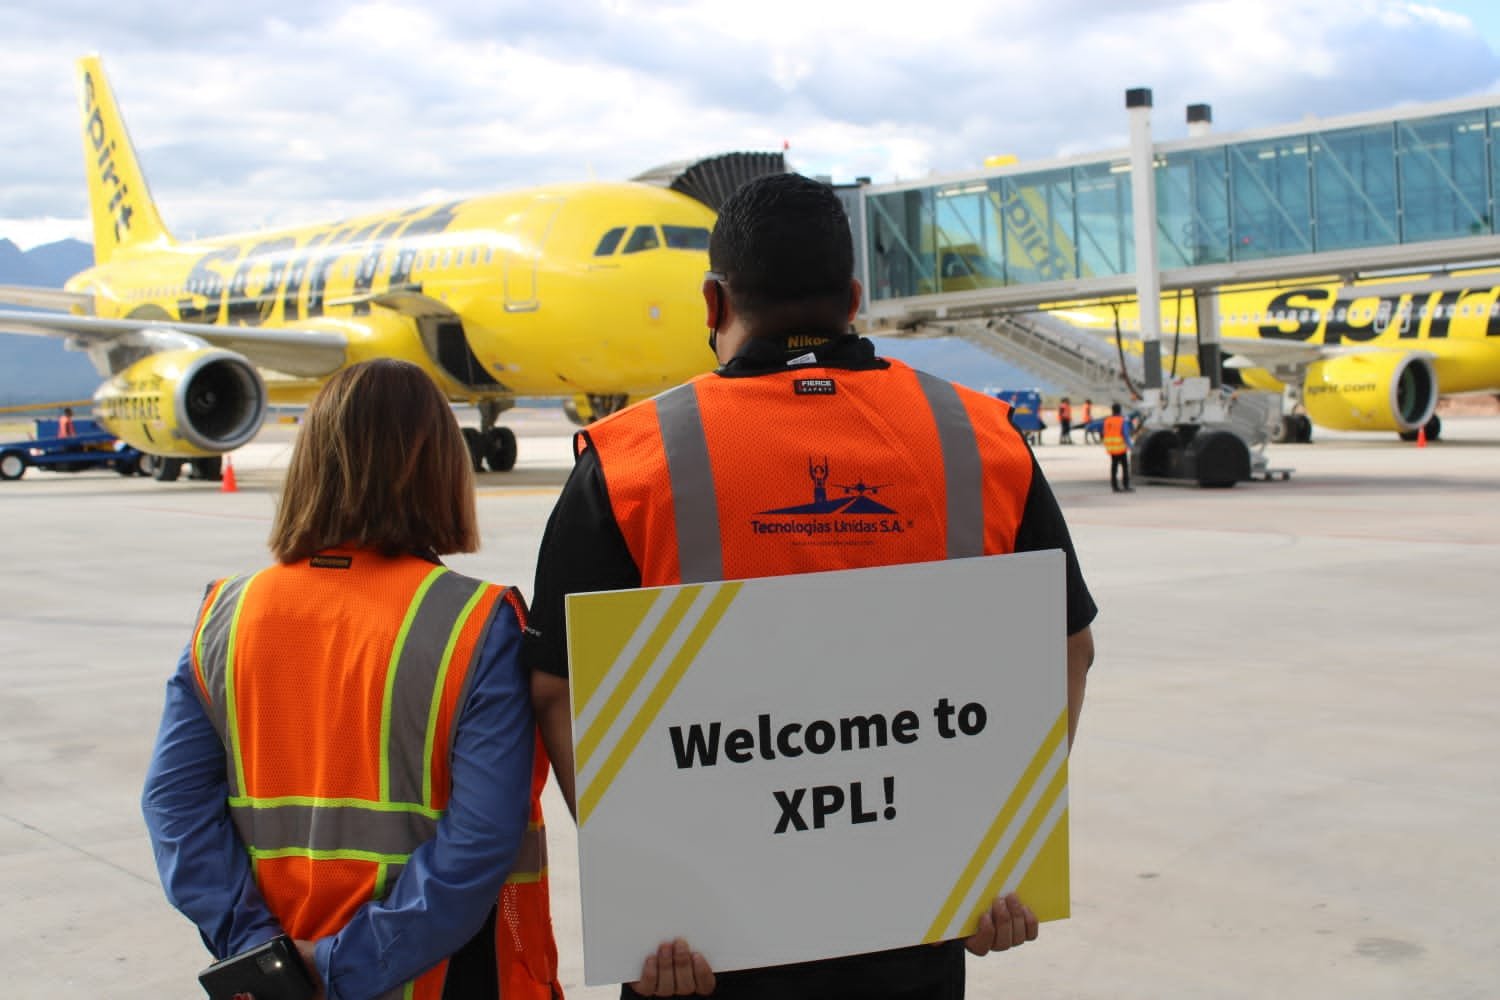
<box><xmin>485</xmin><ymin>427</ymin><xmax>517</xmax><ymax>472</ymax></box>
<box><xmin>461</xmin><ymin>427</ymin><xmax>486</xmax><ymax>472</ymax></box>
<box><xmin>151</xmin><ymin>457</ymin><xmax>184</xmax><ymax>482</ymax></box>
<box><xmin>1399</xmin><ymin>415</ymin><xmax>1441</xmax><ymax>442</ymax></box>
<box><xmin>1271</xmin><ymin>414</ymin><xmax>1314</xmax><ymax>444</ymax></box>
<box><xmin>190</xmin><ymin>457</ymin><xmax>223</xmax><ymax>481</ymax></box>
<box><xmin>470</xmin><ymin>398</ymin><xmax>519</xmax><ymax>473</ymax></box>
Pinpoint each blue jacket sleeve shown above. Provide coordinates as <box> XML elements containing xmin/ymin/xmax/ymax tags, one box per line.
<box><xmin>141</xmin><ymin>646</ymin><xmax>283</xmax><ymax>958</ymax></box>
<box><xmin>315</xmin><ymin>596</ymin><xmax>536</xmax><ymax>1000</ymax></box>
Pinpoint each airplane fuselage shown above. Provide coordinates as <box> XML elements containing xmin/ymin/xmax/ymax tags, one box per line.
<box><xmin>64</xmin><ymin>182</ymin><xmax>720</xmax><ymax>404</ymax></box>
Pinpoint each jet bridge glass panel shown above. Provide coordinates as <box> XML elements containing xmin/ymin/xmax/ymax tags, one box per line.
<box><xmin>1158</xmin><ymin>148</ymin><xmax>1229</xmax><ymax>267</ymax></box>
<box><xmin>863</xmin><ymin>101</ymin><xmax>1500</xmax><ymax>306</ymax></box>
<box><xmin>1399</xmin><ymin>111</ymin><xmax>1490</xmax><ymax>242</ymax></box>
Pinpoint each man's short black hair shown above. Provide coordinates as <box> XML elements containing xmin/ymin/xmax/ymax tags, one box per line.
<box><xmin>709</xmin><ymin>172</ymin><xmax>854</xmax><ymax>339</ymax></box>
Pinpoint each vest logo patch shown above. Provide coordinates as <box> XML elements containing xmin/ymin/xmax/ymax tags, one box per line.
<box><xmin>748</xmin><ymin>457</ymin><xmax>914</xmax><ymax>542</ymax></box>
<box><xmin>794</xmin><ymin>378</ymin><xmax>836</xmax><ymax>395</ymax></box>
<box><xmin>310</xmin><ymin>555</ymin><xmax>353</xmax><ymax>570</ymax></box>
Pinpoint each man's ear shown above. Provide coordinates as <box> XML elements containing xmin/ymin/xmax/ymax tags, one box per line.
<box><xmin>703</xmin><ymin>279</ymin><xmax>724</xmax><ymax>331</ymax></box>
<box><xmin>847</xmin><ymin>279</ymin><xmax>864</xmax><ymax>323</ymax></box>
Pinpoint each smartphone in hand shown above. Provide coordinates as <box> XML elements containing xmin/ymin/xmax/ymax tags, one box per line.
<box><xmin>198</xmin><ymin>934</ymin><xmax>316</xmax><ymax>1000</ymax></box>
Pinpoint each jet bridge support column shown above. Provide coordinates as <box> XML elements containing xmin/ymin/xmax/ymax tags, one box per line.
<box><xmin>1126</xmin><ymin>87</ymin><xmax>1163</xmax><ymax>400</ymax></box>
<box><xmin>1195</xmin><ymin>288</ymin><xmax>1222</xmax><ymax>389</ymax></box>
<box><xmin>1124</xmin><ymin>90</ymin><xmax>1283</xmax><ymax>487</ymax></box>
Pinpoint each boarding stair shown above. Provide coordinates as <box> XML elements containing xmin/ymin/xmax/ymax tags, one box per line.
<box><xmin>919</xmin><ymin>311</ymin><xmax>1144</xmax><ymax>404</ymax></box>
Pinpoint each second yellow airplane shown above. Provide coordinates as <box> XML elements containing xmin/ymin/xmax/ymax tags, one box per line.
<box><xmin>0</xmin><ymin>56</ymin><xmax>781</xmax><ymax>479</ymax></box>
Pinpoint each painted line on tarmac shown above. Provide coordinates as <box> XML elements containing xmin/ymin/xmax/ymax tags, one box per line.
<box><xmin>122</xmin><ymin>504</ymin><xmax>272</xmax><ymax>522</ymax></box>
<box><xmin>475</xmin><ymin>487</ymin><xmax>562</xmax><ymax>498</ymax></box>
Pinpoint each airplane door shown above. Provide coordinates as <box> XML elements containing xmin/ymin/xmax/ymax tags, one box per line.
<box><xmin>505</xmin><ymin>195</ymin><xmax>563</xmax><ymax>312</ymax></box>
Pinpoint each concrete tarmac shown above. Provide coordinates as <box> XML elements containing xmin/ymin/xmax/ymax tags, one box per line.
<box><xmin>1</xmin><ymin>409</ymin><xmax>1497</xmax><ymax>998</ymax></box>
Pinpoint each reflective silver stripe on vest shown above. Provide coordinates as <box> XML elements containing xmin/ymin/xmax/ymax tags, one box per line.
<box><xmin>195</xmin><ymin>575</ymin><xmax>253</xmax><ymax>768</ymax></box>
<box><xmin>230</xmin><ymin>802</ymin><xmax>438</xmax><ymax>856</ymax></box>
<box><xmin>913</xmin><ymin>371</ymin><xmax>985</xmax><ymax>559</ymax></box>
<box><xmin>385</xmin><ymin>570</ymin><xmax>488</xmax><ymax>806</ymax></box>
<box><xmin>656</xmin><ymin>384</ymin><xmax>723</xmax><ymax>583</ymax></box>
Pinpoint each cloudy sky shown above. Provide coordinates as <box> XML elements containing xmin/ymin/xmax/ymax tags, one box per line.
<box><xmin>3</xmin><ymin>0</ymin><xmax>1500</xmax><ymax>249</ymax></box>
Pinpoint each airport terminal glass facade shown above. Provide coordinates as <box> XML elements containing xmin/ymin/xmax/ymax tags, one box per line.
<box><xmin>864</xmin><ymin>102</ymin><xmax>1500</xmax><ymax>301</ymax></box>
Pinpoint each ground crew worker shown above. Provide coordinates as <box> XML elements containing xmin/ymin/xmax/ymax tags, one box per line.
<box><xmin>1057</xmin><ymin>396</ymin><xmax>1073</xmax><ymax>443</ymax></box>
<box><xmin>1104</xmin><ymin>402</ymin><xmax>1134</xmax><ymax>492</ymax></box>
<box><xmin>142</xmin><ymin>359</ymin><xmax>561</xmax><ymax>1000</ymax></box>
<box><xmin>526</xmin><ymin>173</ymin><xmax>1097</xmax><ymax>999</ymax></box>
<box><xmin>57</xmin><ymin>406</ymin><xmax>76</xmax><ymax>437</ymax></box>
<box><xmin>1082</xmin><ymin>398</ymin><xmax>1097</xmax><ymax>443</ymax></box>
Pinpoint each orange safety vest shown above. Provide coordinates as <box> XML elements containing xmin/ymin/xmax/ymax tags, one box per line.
<box><xmin>582</xmin><ymin>359</ymin><xmax>1035</xmax><ymax>586</ymax></box>
<box><xmin>1057</xmin><ymin>401</ymin><xmax>1071</xmax><ymax>421</ymax></box>
<box><xmin>1103</xmin><ymin>415</ymin><xmax>1128</xmax><ymax>455</ymax></box>
<box><xmin>190</xmin><ymin>551</ymin><xmax>561</xmax><ymax>1000</ymax></box>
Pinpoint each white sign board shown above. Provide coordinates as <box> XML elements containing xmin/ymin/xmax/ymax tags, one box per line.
<box><xmin>566</xmin><ymin>551</ymin><xmax>1069</xmax><ymax>985</ymax></box>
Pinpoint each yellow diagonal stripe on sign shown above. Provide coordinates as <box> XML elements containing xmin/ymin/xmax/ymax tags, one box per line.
<box><xmin>575</xmin><ymin>588</ymin><xmax>698</xmax><ymax>771</ymax></box>
<box><xmin>570</xmin><ymin>588</ymin><xmax>668</xmax><ymax>725</ymax></box>
<box><xmin>578</xmin><ymin>582</ymin><xmax>742</xmax><ymax>827</ymax></box>
<box><xmin>959</xmin><ymin>760</ymin><xmax>1068</xmax><ymax>936</ymax></box>
<box><xmin>924</xmin><ymin>709</ymin><xmax>1067</xmax><ymax>942</ymax></box>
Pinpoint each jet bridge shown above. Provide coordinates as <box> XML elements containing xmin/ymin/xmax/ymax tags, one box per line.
<box><xmin>846</xmin><ymin>86</ymin><xmax>1500</xmax><ymax>484</ymax></box>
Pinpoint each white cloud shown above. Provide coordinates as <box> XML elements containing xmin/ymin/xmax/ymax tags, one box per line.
<box><xmin>0</xmin><ymin>0</ymin><xmax>1496</xmax><ymax>246</ymax></box>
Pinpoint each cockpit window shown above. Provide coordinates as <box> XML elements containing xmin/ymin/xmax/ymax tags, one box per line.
<box><xmin>662</xmin><ymin>225</ymin><xmax>710</xmax><ymax>250</ymax></box>
<box><xmin>622</xmin><ymin>226</ymin><xmax>661</xmax><ymax>254</ymax></box>
<box><xmin>594</xmin><ymin>227</ymin><xmax>626</xmax><ymax>256</ymax></box>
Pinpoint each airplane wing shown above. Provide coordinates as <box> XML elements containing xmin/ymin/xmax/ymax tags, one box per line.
<box><xmin>0</xmin><ymin>284</ymin><xmax>95</xmax><ymax>313</ymax></box>
<box><xmin>1217</xmin><ymin>336</ymin><xmax>1425</xmax><ymax>368</ymax></box>
<box><xmin>0</xmin><ymin>308</ymin><xmax>347</xmax><ymax>377</ymax></box>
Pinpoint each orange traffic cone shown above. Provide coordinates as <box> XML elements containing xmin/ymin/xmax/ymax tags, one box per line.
<box><xmin>221</xmin><ymin>454</ymin><xmax>238</xmax><ymax>492</ymax></box>
<box><xmin>1416</xmin><ymin>425</ymin><xmax>1427</xmax><ymax>448</ymax></box>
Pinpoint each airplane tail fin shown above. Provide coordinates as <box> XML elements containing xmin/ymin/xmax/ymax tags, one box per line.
<box><xmin>77</xmin><ymin>55</ymin><xmax>174</xmax><ymax>264</ymax></box>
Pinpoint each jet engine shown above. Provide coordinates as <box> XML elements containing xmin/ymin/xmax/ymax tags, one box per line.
<box><xmin>94</xmin><ymin>348</ymin><xmax>267</xmax><ymax>456</ymax></box>
<box><xmin>1301</xmin><ymin>352</ymin><xmax>1436</xmax><ymax>434</ymax></box>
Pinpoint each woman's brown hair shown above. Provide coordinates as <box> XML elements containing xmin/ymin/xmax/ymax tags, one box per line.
<box><xmin>269</xmin><ymin>359</ymin><xmax>479</xmax><ymax>563</ymax></box>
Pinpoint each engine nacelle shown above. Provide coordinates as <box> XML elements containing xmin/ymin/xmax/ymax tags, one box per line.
<box><xmin>1302</xmin><ymin>352</ymin><xmax>1436</xmax><ymax>433</ymax></box>
<box><xmin>94</xmin><ymin>349</ymin><xmax>267</xmax><ymax>457</ymax></box>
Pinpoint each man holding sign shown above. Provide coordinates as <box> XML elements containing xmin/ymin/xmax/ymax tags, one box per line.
<box><xmin>527</xmin><ymin>173</ymin><xmax>1097</xmax><ymax>997</ymax></box>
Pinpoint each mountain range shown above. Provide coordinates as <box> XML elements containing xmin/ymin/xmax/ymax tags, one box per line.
<box><xmin>0</xmin><ymin>238</ymin><xmax>1051</xmax><ymax>407</ymax></box>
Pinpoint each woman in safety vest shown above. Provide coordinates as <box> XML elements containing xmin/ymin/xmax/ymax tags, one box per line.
<box><xmin>143</xmin><ymin>359</ymin><xmax>561</xmax><ymax>1000</ymax></box>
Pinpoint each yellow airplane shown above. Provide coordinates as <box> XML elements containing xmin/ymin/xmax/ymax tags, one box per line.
<box><xmin>0</xmin><ymin>56</ymin><xmax>777</xmax><ymax>480</ymax></box>
<box><xmin>919</xmin><ymin>178</ymin><xmax>1500</xmax><ymax>444</ymax></box>
<box><xmin>1046</xmin><ymin>270</ymin><xmax>1500</xmax><ymax>442</ymax></box>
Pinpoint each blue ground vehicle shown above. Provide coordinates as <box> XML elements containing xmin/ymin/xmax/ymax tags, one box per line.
<box><xmin>0</xmin><ymin>418</ymin><xmax>144</xmax><ymax>481</ymax></box>
<box><xmin>988</xmin><ymin>389</ymin><xmax>1046</xmax><ymax>446</ymax></box>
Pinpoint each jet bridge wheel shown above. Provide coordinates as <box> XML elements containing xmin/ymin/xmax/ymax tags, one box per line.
<box><xmin>485</xmin><ymin>427</ymin><xmax>518</xmax><ymax>472</ymax></box>
<box><xmin>1190</xmin><ymin>430</ymin><xmax>1251</xmax><ymax>488</ymax></box>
